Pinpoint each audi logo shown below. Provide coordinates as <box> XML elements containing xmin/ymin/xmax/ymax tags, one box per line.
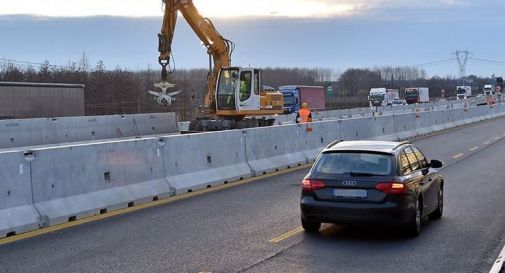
<box><xmin>342</xmin><ymin>181</ymin><xmax>357</xmax><ymax>186</ymax></box>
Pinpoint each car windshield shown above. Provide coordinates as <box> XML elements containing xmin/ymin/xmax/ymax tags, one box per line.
<box><xmin>313</xmin><ymin>152</ymin><xmax>393</xmax><ymax>177</ymax></box>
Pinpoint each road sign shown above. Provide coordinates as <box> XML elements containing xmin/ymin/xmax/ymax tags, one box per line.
<box><xmin>327</xmin><ymin>85</ymin><xmax>334</xmax><ymax>97</ymax></box>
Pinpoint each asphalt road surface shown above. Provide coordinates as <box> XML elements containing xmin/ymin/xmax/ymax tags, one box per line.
<box><xmin>1</xmin><ymin>118</ymin><xmax>505</xmax><ymax>273</ymax></box>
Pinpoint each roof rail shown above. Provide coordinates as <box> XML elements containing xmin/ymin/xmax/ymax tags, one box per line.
<box><xmin>326</xmin><ymin>140</ymin><xmax>344</xmax><ymax>149</ymax></box>
<box><xmin>393</xmin><ymin>141</ymin><xmax>411</xmax><ymax>150</ymax></box>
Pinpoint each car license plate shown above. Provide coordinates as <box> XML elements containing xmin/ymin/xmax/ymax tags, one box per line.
<box><xmin>333</xmin><ymin>189</ymin><xmax>367</xmax><ymax>199</ymax></box>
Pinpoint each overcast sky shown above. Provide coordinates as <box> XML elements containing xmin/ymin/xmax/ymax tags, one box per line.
<box><xmin>0</xmin><ymin>0</ymin><xmax>504</xmax><ymax>77</ymax></box>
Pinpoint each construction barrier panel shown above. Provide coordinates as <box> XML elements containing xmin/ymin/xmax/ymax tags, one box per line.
<box><xmin>244</xmin><ymin>124</ymin><xmax>307</xmax><ymax>175</ymax></box>
<box><xmin>370</xmin><ymin>115</ymin><xmax>397</xmax><ymax>141</ymax></box>
<box><xmin>0</xmin><ymin>151</ymin><xmax>40</xmax><ymax>238</ymax></box>
<box><xmin>161</xmin><ymin>130</ymin><xmax>252</xmax><ymax>194</ymax></box>
<box><xmin>0</xmin><ymin>113</ymin><xmax>178</xmax><ymax>149</ymax></box>
<box><xmin>30</xmin><ymin>138</ymin><xmax>172</xmax><ymax>226</ymax></box>
<box><xmin>338</xmin><ymin>118</ymin><xmax>372</xmax><ymax>140</ymax></box>
<box><xmin>301</xmin><ymin>120</ymin><xmax>340</xmax><ymax>161</ymax></box>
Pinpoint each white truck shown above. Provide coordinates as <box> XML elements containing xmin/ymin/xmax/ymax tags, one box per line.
<box><xmin>456</xmin><ymin>86</ymin><xmax>472</xmax><ymax>100</ymax></box>
<box><xmin>404</xmin><ymin>87</ymin><xmax>429</xmax><ymax>104</ymax></box>
<box><xmin>368</xmin><ymin>88</ymin><xmax>400</xmax><ymax>107</ymax></box>
<box><xmin>483</xmin><ymin>84</ymin><xmax>495</xmax><ymax>96</ymax></box>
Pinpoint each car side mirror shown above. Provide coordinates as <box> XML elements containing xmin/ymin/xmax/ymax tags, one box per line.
<box><xmin>430</xmin><ymin>159</ymin><xmax>443</xmax><ymax>169</ymax></box>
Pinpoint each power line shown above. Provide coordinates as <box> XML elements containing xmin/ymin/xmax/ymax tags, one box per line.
<box><xmin>0</xmin><ymin>58</ymin><xmax>69</xmax><ymax>69</ymax></box>
<box><xmin>469</xmin><ymin>57</ymin><xmax>505</xmax><ymax>65</ymax></box>
<box><xmin>410</xmin><ymin>58</ymin><xmax>456</xmax><ymax>67</ymax></box>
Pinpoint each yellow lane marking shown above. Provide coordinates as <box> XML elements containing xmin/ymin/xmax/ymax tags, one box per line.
<box><xmin>452</xmin><ymin>153</ymin><xmax>465</xmax><ymax>159</ymax></box>
<box><xmin>269</xmin><ymin>227</ymin><xmax>304</xmax><ymax>243</ymax></box>
<box><xmin>0</xmin><ymin>164</ymin><xmax>312</xmax><ymax>246</ymax></box>
<box><xmin>484</xmin><ymin>141</ymin><xmax>491</xmax><ymax>145</ymax></box>
<box><xmin>469</xmin><ymin>146</ymin><xmax>479</xmax><ymax>151</ymax></box>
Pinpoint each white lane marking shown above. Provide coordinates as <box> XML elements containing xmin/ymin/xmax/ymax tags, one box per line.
<box><xmin>494</xmin><ymin>137</ymin><xmax>501</xmax><ymax>141</ymax></box>
<box><xmin>469</xmin><ymin>146</ymin><xmax>479</xmax><ymax>151</ymax></box>
<box><xmin>484</xmin><ymin>141</ymin><xmax>491</xmax><ymax>145</ymax></box>
<box><xmin>452</xmin><ymin>153</ymin><xmax>465</xmax><ymax>159</ymax></box>
<box><xmin>489</xmin><ymin>243</ymin><xmax>505</xmax><ymax>273</ymax></box>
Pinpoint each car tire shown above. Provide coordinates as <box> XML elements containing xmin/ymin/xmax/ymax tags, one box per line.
<box><xmin>406</xmin><ymin>198</ymin><xmax>422</xmax><ymax>237</ymax></box>
<box><xmin>431</xmin><ymin>187</ymin><xmax>443</xmax><ymax>220</ymax></box>
<box><xmin>301</xmin><ymin>217</ymin><xmax>321</xmax><ymax>233</ymax></box>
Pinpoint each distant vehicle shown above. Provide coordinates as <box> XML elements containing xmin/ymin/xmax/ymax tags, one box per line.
<box><xmin>391</xmin><ymin>99</ymin><xmax>407</xmax><ymax>107</ymax></box>
<box><xmin>456</xmin><ymin>86</ymin><xmax>472</xmax><ymax>100</ymax></box>
<box><xmin>483</xmin><ymin>85</ymin><xmax>495</xmax><ymax>96</ymax></box>
<box><xmin>279</xmin><ymin>85</ymin><xmax>326</xmax><ymax>114</ymax></box>
<box><xmin>404</xmin><ymin>87</ymin><xmax>429</xmax><ymax>104</ymax></box>
<box><xmin>300</xmin><ymin>140</ymin><xmax>444</xmax><ymax>236</ymax></box>
<box><xmin>368</xmin><ymin>88</ymin><xmax>400</xmax><ymax>107</ymax></box>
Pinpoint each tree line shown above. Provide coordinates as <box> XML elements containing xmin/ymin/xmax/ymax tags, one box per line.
<box><xmin>0</xmin><ymin>58</ymin><xmax>496</xmax><ymax>120</ymax></box>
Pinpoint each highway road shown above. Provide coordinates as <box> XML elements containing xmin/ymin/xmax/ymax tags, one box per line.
<box><xmin>1</xmin><ymin>118</ymin><xmax>505</xmax><ymax>273</ymax></box>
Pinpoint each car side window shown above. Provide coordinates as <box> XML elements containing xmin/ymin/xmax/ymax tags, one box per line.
<box><xmin>399</xmin><ymin>150</ymin><xmax>411</xmax><ymax>175</ymax></box>
<box><xmin>410</xmin><ymin>146</ymin><xmax>428</xmax><ymax>169</ymax></box>
<box><xmin>404</xmin><ymin>147</ymin><xmax>421</xmax><ymax>172</ymax></box>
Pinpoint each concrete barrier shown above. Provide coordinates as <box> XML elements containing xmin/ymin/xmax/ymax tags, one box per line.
<box><xmin>370</xmin><ymin>115</ymin><xmax>397</xmax><ymax>141</ymax></box>
<box><xmin>30</xmin><ymin>138</ymin><xmax>172</xmax><ymax>226</ymax></box>
<box><xmin>0</xmin><ymin>113</ymin><xmax>179</xmax><ymax>149</ymax></box>
<box><xmin>415</xmin><ymin>112</ymin><xmax>434</xmax><ymax>137</ymax></box>
<box><xmin>393</xmin><ymin>113</ymin><xmax>417</xmax><ymax>140</ymax></box>
<box><xmin>244</xmin><ymin>125</ymin><xmax>307</xmax><ymax>175</ymax></box>
<box><xmin>0</xmin><ymin>151</ymin><xmax>40</xmax><ymax>238</ymax></box>
<box><xmin>0</xmin><ymin>118</ymin><xmax>56</xmax><ymax>148</ymax></box>
<box><xmin>3</xmin><ymin>102</ymin><xmax>505</xmax><ymax>236</ymax></box>
<box><xmin>301</xmin><ymin>120</ymin><xmax>340</xmax><ymax>160</ymax></box>
<box><xmin>161</xmin><ymin>130</ymin><xmax>252</xmax><ymax>194</ymax></box>
<box><xmin>339</xmin><ymin>118</ymin><xmax>372</xmax><ymax>140</ymax></box>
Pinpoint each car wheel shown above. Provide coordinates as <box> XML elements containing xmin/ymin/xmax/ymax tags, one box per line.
<box><xmin>301</xmin><ymin>217</ymin><xmax>321</xmax><ymax>233</ymax></box>
<box><xmin>431</xmin><ymin>187</ymin><xmax>443</xmax><ymax>219</ymax></box>
<box><xmin>406</xmin><ymin>198</ymin><xmax>422</xmax><ymax>237</ymax></box>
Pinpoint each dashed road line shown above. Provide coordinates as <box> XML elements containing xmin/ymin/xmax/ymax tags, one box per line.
<box><xmin>469</xmin><ymin>146</ymin><xmax>479</xmax><ymax>151</ymax></box>
<box><xmin>452</xmin><ymin>153</ymin><xmax>465</xmax><ymax>159</ymax></box>
<box><xmin>484</xmin><ymin>141</ymin><xmax>491</xmax><ymax>145</ymax></box>
<box><xmin>269</xmin><ymin>227</ymin><xmax>304</xmax><ymax>243</ymax></box>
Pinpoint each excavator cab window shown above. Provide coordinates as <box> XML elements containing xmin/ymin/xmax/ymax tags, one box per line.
<box><xmin>217</xmin><ymin>68</ymin><xmax>239</xmax><ymax>110</ymax></box>
<box><xmin>254</xmin><ymin>70</ymin><xmax>260</xmax><ymax>95</ymax></box>
<box><xmin>239</xmin><ymin>71</ymin><xmax>252</xmax><ymax>102</ymax></box>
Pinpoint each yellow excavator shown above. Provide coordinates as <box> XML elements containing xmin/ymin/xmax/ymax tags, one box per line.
<box><xmin>152</xmin><ymin>0</ymin><xmax>284</xmax><ymax>131</ymax></box>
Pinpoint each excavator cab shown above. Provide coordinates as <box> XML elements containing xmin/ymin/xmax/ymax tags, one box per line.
<box><xmin>216</xmin><ymin>67</ymin><xmax>282</xmax><ymax>117</ymax></box>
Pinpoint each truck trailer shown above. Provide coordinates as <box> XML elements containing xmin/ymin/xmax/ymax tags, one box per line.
<box><xmin>279</xmin><ymin>85</ymin><xmax>326</xmax><ymax>114</ymax></box>
<box><xmin>404</xmin><ymin>87</ymin><xmax>429</xmax><ymax>104</ymax></box>
<box><xmin>368</xmin><ymin>88</ymin><xmax>400</xmax><ymax>107</ymax></box>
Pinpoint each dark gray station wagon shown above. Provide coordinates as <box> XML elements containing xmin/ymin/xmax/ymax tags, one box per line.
<box><xmin>300</xmin><ymin>141</ymin><xmax>444</xmax><ymax>236</ymax></box>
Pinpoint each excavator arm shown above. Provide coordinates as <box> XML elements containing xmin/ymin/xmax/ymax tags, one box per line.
<box><xmin>158</xmin><ymin>0</ymin><xmax>234</xmax><ymax>109</ymax></box>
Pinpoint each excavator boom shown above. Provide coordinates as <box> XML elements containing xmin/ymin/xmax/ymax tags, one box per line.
<box><xmin>158</xmin><ymin>0</ymin><xmax>233</xmax><ymax>109</ymax></box>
